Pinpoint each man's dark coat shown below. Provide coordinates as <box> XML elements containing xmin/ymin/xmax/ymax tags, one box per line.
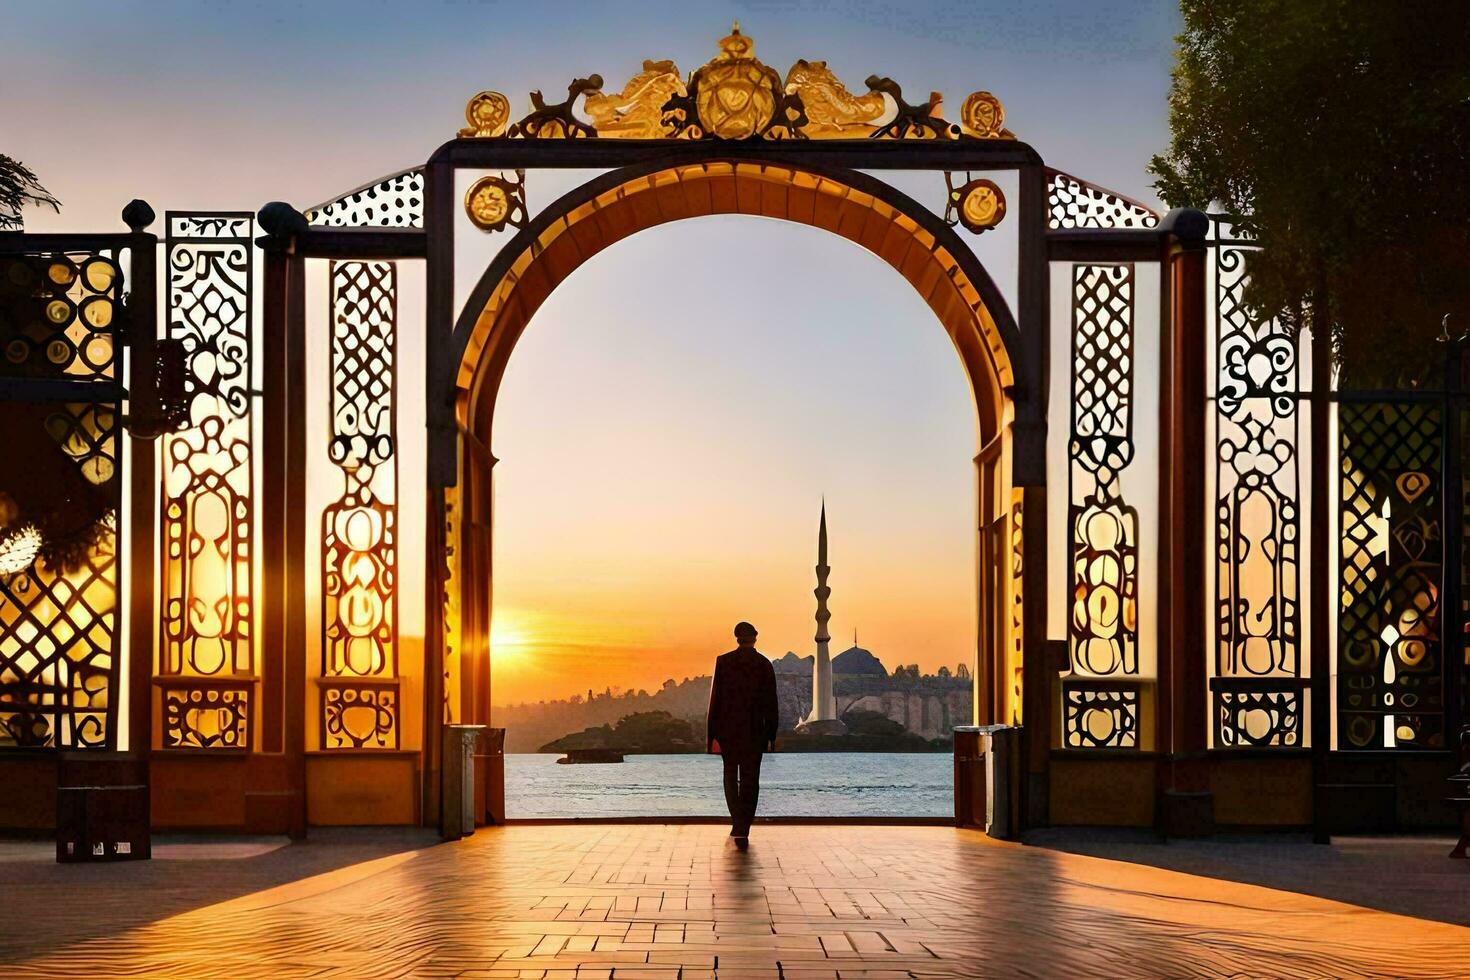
<box><xmin>706</xmin><ymin>646</ymin><xmax>780</xmax><ymax>758</ymax></box>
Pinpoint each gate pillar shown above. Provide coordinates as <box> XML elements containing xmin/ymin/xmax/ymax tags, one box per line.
<box><xmin>1158</xmin><ymin>208</ymin><xmax>1212</xmax><ymax>835</ymax></box>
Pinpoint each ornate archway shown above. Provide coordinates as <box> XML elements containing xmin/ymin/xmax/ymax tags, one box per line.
<box><xmin>444</xmin><ymin>159</ymin><xmax>1028</xmax><ymax>787</ymax></box>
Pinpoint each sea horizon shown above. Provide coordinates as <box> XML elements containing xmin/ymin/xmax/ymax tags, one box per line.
<box><xmin>504</xmin><ymin>751</ymin><xmax>954</xmax><ymax>820</ymax></box>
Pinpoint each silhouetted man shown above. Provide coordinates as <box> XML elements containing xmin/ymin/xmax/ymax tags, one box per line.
<box><xmin>706</xmin><ymin>621</ymin><xmax>779</xmax><ymax>840</ymax></box>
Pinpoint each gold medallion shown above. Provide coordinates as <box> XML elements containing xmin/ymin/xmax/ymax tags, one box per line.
<box><xmin>459</xmin><ymin>91</ymin><xmax>510</xmax><ymax>138</ymax></box>
<box><xmin>959</xmin><ymin>91</ymin><xmax>1012</xmax><ymax>139</ymax></box>
<box><xmin>956</xmin><ymin>178</ymin><xmax>1006</xmax><ymax>233</ymax></box>
<box><xmin>465</xmin><ymin>177</ymin><xmax>512</xmax><ymax>230</ymax></box>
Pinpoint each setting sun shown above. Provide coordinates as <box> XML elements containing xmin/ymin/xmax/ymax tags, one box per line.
<box><xmin>489</xmin><ymin>611</ymin><xmax>539</xmax><ymax>665</ymax></box>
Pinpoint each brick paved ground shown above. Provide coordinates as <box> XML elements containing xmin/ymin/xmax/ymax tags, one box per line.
<box><xmin>2</xmin><ymin>824</ymin><xmax>1465</xmax><ymax>978</ymax></box>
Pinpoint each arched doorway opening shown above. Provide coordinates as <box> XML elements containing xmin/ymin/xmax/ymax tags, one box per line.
<box><xmin>447</xmin><ymin>160</ymin><xmax>1026</xmax><ymax>811</ymax></box>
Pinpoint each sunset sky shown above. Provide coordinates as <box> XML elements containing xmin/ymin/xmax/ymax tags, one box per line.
<box><xmin>8</xmin><ymin>0</ymin><xmax>1177</xmax><ymax>705</ymax></box>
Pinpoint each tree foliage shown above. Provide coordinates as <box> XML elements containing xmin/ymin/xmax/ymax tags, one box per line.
<box><xmin>1149</xmin><ymin>0</ymin><xmax>1470</xmax><ymax>386</ymax></box>
<box><xmin>0</xmin><ymin>154</ymin><xmax>59</xmax><ymax>231</ymax></box>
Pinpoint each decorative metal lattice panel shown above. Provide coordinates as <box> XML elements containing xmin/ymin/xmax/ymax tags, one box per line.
<box><xmin>323</xmin><ymin>682</ymin><xmax>398</xmax><ymax>750</ymax></box>
<box><xmin>160</xmin><ymin>213</ymin><xmax>256</xmax><ymax>749</ymax></box>
<box><xmin>1008</xmin><ymin>491</ymin><xmax>1024</xmax><ymax>725</ymax></box>
<box><xmin>320</xmin><ymin>261</ymin><xmax>399</xmax><ymax>750</ymax></box>
<box><xmin>1062</xmin><ymin>681</ymin><xmax>1139</xmax><ymax>749</ymax></box>
<box><xmin>0</xmin><ymin>245</ymin><xmax>125</xmax><ymax>749</ymax></box>
<box><xmin>0</xmin><ymin>252</ymin><xmax>122</xmax><ymax>381</ymax></box>
<box><xmin>1338</xmin><ymin>402</ymin><xmax>1444</xmax><ymax>749</ymax></box>
<box><xmin>160</xmin><ymin>681</ymin><xmax>251</xmax><ymax>749</ymax></box>
<box><xmin>1068</xmin><ymin>265</ymin><xmax>1139</xmax><ymax>692</ymax></box>
<box><xmin>1212</xmin><ymin>680</ymin><xmax>1301</xmax><ymax>748</ymax></box>
<box><xmin>1210</xmin><ymin>220</ymin><xmax>1304</xmax><ymax>747</ymax></box>
<box><xmin>305</xmin><ymin>171</ymin><xmax>424</xmax><ymax>228</ymax></box>
<box><xmin>0</xmin><ymin>500</ymin><xmax>119</xmax><ymax>750</ymax></box>
<box><xmin>1046</xmin><ymin>170</ymin><xmax>1160</xmax><ymax>230</ymax></box>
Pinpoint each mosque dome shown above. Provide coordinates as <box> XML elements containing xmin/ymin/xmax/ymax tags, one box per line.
<box><xmin>832</xmin><ymin>645</ymin><xmax>887</xmax><ymax>676</ymax></box>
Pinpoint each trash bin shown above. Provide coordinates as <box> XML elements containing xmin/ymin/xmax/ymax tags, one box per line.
<box><xmin>953</xmin><ymin>727</ymin><xmax>987</xmax><ymax>828</ymax></box>
<box><xmin>441</xmin><ymin>724</ymin><xmax>485</xmax><ymax>840</ymax></box>
<box><xmin>56</xmin><ymin>752</ymin><xmax>150</xmax><ymax>863</ymax></box>
<box><xmin>952</xmin><ymin>725</ymin><xmax>1022</xmax><ymax>840</ymax></box>
<box><xmin>474</xmin><ymin>727</ymin><xmax>506</xmax><ymax>826</ymax></box>
<box><xmin>983</xmin><ymin>725</ymin><xmax>1021</xmax><ymax>840</ymax></box>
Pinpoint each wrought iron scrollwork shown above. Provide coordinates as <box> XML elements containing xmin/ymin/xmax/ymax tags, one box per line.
<box><xmin>159</xmin><ymin>213</ymin><xmax>256</xmax><ymax>750</ymax></box>
<box><xmin>508</xmin><ymin>76</ymin><xmax>603</xmax><ymax>139</ymax></box>
<box><xmin>1063</xmin><ymin>264</ymin><xmax>1139</xmax><ymax>749</ymax></box>
<box><xmin>1210</xmin><ymin>218</ymin><xmax>1304</xmax><ymax>747</ymax></box>
<box><xmin>321</xmin><ymin>261</ymin><xmax>400</xmax><ymax>750</ymax></box>
<box><xmin>866</xmin><ymin>77</ymin><xmax>956</xmax><ymax>140</ymax></box>
<box><xmin>1069</xmin><ymin>265</ymin><xmax>1138</xmax><ymax>668</ymax></box>
<box><xmin>1339</xmin><ymin>402</ymin><xmax>1445</xmax><ymax>749</ymax></box>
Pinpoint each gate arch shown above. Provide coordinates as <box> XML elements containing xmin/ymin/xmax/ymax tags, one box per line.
<box><xmin>451</xmin><ymin>160</ymin><xmax>1023</xmax><ymax>442</ymax></box>
<box><xmin>448</xmin><ymin>159</ymin><xmax>1028</xmax><ymax>740</ymax></box>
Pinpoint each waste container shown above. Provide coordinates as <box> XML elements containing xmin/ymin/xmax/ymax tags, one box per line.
<box><xmin>475</xmin><ymin>727</ymin><xmax>506</xmax><ymax>826</ymax></box>
<box><xmin>983</xmin><ymin>725</ymin><xmax>1021</xmax><ymax>840</ymax></box>
<box><xmin>56</xmin><ymin>752</ymin><xmax>150</xmax><ymax>863</ymax></box>
<box><xmin>953</xmin><ymin>727</ymin><xmax>987</xmax><ymax>827</ymax></box>
<box><xmin>952</xmin><ymin>725</ymin><xmax>1021</xmax><ymax>840</ymax></box>
<box><xmin>441</xmin><ymin>724</ymin><xmax>485</xmax><ymax>840</ymax></box>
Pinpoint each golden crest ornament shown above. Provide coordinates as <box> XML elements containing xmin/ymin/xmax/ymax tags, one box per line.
<box><xmin>664</xmin><ymin>24</ymin><xmax>807</xmax><ymax>139</ymax></box>
<box><xmin>696</xmin><ymin>25</ymin><xmax>779</xmax><ymax>138</ymax></box>
<box><xmin>459</xmin><ymin>91</ymin><xmax>510</xmax><ymax>138</ymax></box>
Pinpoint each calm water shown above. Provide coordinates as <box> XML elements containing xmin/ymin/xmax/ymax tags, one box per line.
<box><xmin>504</xmin><ymin>752</ymin><xmax>952</xmax><ymax>818</ymax></box>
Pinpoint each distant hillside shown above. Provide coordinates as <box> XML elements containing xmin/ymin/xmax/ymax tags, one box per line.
<box><xmin>493</xmin><ymin>676</ymin><xmax>712</xmax><ymax>753</ymax></box>
<box><xmin>541</xmin><ymin>711</ymin><xmax>701</xmax><ymax>754</ymax></box>
<box><xmin>494</xmin><ymin>655</ymin><xmax>974</xmax><ymax>752</ymax></box>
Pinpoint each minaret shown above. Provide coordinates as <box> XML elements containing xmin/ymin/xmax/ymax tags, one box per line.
<box><xmin>807</xmin><ymin>500</ymin><xmax>837</xmax><ymax>723</ymax></box>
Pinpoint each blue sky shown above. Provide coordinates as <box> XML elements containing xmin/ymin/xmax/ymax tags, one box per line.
<box><xmin>7</xmin><ymin>0</ymin><xmax>1177</xmax><ymax>226</ymax></box>
<box><xmin>6</xmin><ymin>1</ymin><xmax>1182</xmax><ymax>701</ymax></box>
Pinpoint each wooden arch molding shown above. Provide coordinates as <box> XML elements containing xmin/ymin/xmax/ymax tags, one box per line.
<box><xmin>452</xmin><ymin>160</ymin><xmax>1022</xmax><ymax>451</ymax></box>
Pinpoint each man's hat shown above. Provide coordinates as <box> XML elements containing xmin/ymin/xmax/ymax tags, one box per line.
<box><xmin>734</xmin><ymin>621</ymin><xmax>758</xmax><ymax>640</ymax></box>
